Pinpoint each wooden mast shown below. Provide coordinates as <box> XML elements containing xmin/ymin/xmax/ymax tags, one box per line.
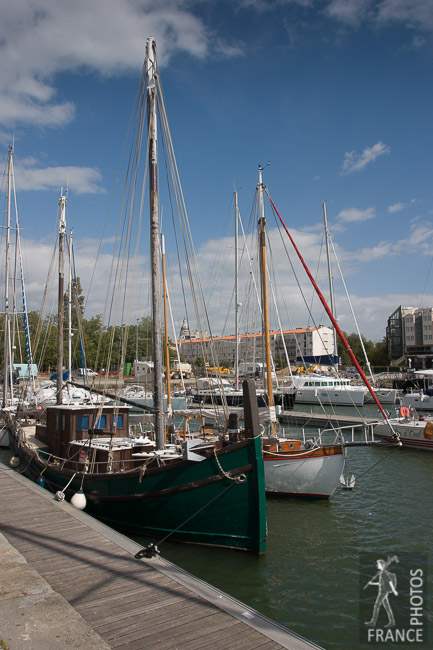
<box><xmin>146</xmin><ymin>37</ymin><xmax>164</xmax><ymax>449</ymax></box>
<box><xmin>57</xmin><ymin>194</ymin><xmax>66</xmax><ymax>404</ymax></box>
<box><xmin>257</xmin><ymin>165</ymin><xmax>276</xmax><ymax>425</ymax></box>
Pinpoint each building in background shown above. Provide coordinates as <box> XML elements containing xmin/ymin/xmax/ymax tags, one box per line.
<box><xmin>387</xmin><ymin>306</ymin><xmax>433</xmax><ymax>368</ymax></box>
<box><xmin>177</xmin><ymin>324</ymin><xmax>336</xmax><ymax>368</ymax></box>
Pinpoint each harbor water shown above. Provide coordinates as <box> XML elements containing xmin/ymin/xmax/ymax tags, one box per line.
<box><xmin>133</xmin><ymin>403</ymin><xmax>433</xmax><ymax>650</ymax></box>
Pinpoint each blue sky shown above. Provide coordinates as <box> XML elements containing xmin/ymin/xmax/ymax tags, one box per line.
<box><xmin>1</xmin><ymin>0</ymin><xmax>433</xmax><ymax>343</ymax></box>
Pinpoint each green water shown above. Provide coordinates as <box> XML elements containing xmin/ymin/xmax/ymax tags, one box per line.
<box><xmin>135</xmin><ymin>405</ymin><xmax>433</xmax><ymax>650</ymax></box>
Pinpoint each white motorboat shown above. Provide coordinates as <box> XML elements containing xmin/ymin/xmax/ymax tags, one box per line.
<box><xmin>291</xmin><ymin>373</ymin><xmax>365</xmax><ymax>406</ymax></box>
<box><xmin>400</xmin><ymin>370</ymin><xmax>433</xmax><ymax>412</ymax></box>
<box><xmin>363</xmin><ymin>386</ymin><xmax>400</xmax><ymax>405</ymax></box>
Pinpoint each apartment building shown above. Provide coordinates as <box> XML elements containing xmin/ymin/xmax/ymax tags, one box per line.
<box><xmin>387</xmin><ymin>305</ymin><xmax>433</xmax><ymax>367</ymax></box>
<box><xmin>176</xmin><ymin>324</ymin><xmax>336</xmax><ymax>367</ymax></box>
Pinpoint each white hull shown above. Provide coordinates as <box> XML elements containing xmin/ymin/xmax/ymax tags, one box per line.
<box><xmin>374</xmin><ymin>418</ymin><xmax>433</xmax><ymax>451</ymax></box>
<box><xmin>264</xmin><ymin>449</ymin><xmax>345</xmax><ymax>497</ymax></box>
<box><xmin>364</xmin><ymin>388</ymin><xmax>399</xmax><ymax>404</ymax></box>
<box><xmin>294</xmin><ymin>387</ymin><xmax>365</xmax><ymax>406</ymax></box>
<box><xmin>401</xmin><ymin>392</ymin><xmax>433</xmax><ymax>412</ymax></box>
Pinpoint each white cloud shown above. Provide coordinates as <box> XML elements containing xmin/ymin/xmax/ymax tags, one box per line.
<box><xmin>333</xmin><ymin>293</ymin><xmax>433</xmax><ymax>341</ymax></box>
<box><xmin>9</xmin><ymin>211</ymin><xmax>433</xmax><ymax>348</ymax></box>
<box><xmin>376</xmin><ymin>0</ymin><xmax>433</xmax><ymax>31</ymax></box>
<box><xmin>0</xmin><ymin>0</ymin><xmax>212</xmax><ymax>130</ymax></box>
<box><xmin>388</xmin><ymin>202</ymin><xmax>405</xmax><ymax>213</ymax></box>
<box><xmin>326</xmin><ymin>0</ymin><xmax>371</xmax><ymax>26</ymax></box>
<box><xmin>336</xmin><ymin>207</ymin><xmax>376</xmax><ymax>223</ymax></box>
<box><xmin>340</xmin><ymin>141</ymin><xmax>390</xmax><ymax>175</ymax></box>
<box><xmin>325</xmin><ymin>0</ymin><xmax>433</xmax><ymax>34</ymax></box>
<box><xmin>405</xmin><ymin>222</ymin><xmax>433</xmax><ymax>252</ymax></box>
<box><xmin>12</xmin><ymin>158</ymin><xmax>104</xmax><ymax>194</ymax></box>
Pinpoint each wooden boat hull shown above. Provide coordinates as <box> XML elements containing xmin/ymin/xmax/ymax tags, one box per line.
<box><xmin>8</xmin><ymin>433</ymin><xmax>267</xmax><ymax>553</ymax></box>
<box><xmin>263</xmin><ymin>445</ymin><xmax>344</xmax><ymax>497</ymax></box>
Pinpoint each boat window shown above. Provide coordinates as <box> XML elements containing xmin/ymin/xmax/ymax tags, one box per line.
<box><xmin>113</xmin><ymin>414</ymin><xmax>123</xmax><ymax>428</ymax></box>
<box><xmin>76</xmin><ymin>415</ymin><xmax>89</xmax><ymax>431</ymax></box>
<box><xmin>94</xmin><ymin>415</ymin><xmax>107</xmax><ymax>429</ymax></box>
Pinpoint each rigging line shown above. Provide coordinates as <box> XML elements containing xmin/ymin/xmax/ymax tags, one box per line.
<box><xmin>269</xmin><ymin>209</ymin><xmax>313</xmax><ymax>373</ymax></box>
<box><xmin>102</xmin><ymin>89</ymin><xmax>148</xmax><ymax>382</ymax></box>
<box><xmin>266</xmin><ymin>245</ymin><xmax>292</xmax><ymax>377</ymax></box>
<box><xmin>156</xmin><ymin>78</ymin><xmax>229</xmax><ymax>415</ymax></box>
<box><xmin>135</xmin><ymin>480</ymin><xmax>237</xmax><ymax>555</ymax></box>
<box><xmin>268</xmin><ymin>212</ymin><xmax>334</xmax><ymax>376</ymax></box>
<box><xmin>353</xmin><ymin>445</ymin><xmax>402</xmax><ymax>482</ymax></box>
<box><xmin>266</xmin><ymin>189</ymin><xmax>400</xmax><ymax>436</ymax></box>
<box><xmin>84</xmin><ymin>65</ymin><xmax>145</xmax><ymax>317</ymax></box>
<box><xmin>32</xmin><ymin>236</ymin><xmax>57</xmax><ymax>355</ymax></box>
<box><xmin>419</xmin><ymin>254</ymin><xmax>433</xmax><ymax>308</ymax></box>
<box><xmin>11</xmin><ymin>171</ymin><xmax>36</xmax><ymax>394</ymax></box>
<box><xmin>328</xmin><ymin>231</ymin><xmax>374</xmax><ymax>383</ymax></box>
<box><xmin>158</xmin><ymin>102</ymin><xmax>191</xmax><ymax>345</ymax></box>
<box><xmin>268</xmin><ymin>205</ymin><xmax>346</xmax><ymax>388</ymax></box>
<box><xmin>96</xmin><ymin>78</ymin><xmax>147</xmax><ymax>374</ymax></box>
<box><xmin>262</xmin><ymin>230</ymin><xmax>279</xmax><ymax>386</ymax></box>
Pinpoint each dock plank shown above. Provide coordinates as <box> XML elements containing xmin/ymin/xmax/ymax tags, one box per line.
<box><xmin>0</xmin><ymin>460</ymin><xmax>322</xmax><ymax>650</ymax></box>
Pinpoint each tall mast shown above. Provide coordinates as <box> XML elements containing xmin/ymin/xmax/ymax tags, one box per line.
<box><xmin>234</xmin><ymin>190</ymin><xmax>240</xmax><ymax>389</ymax></box>
<box><xmin>146</xmin><ymin>37</ymin><xmax>164</xmax><ymax>449</ymax></box>
<box><xmin>161</xmin><ymin>234</ymin><xmax>172</xmax><ymax>422</ymax></box>
<box><xmin>322</xmin><ymin>202</ymin><xmax>338</xmax><ymax>372</ymax></box>
<box><xmin>257</xmin><ymin>165</ymin><xmax>276</xmax><ymax>424</ymax></box>
<box><xmin>57</xmin><ymin>194</ymin><xmax>67</xmax><ymax>404</ymax></box>
<box><xmin>2</xmin><ymin>147</ymin><xmax>12</xmax><ymax>406</ymax></box>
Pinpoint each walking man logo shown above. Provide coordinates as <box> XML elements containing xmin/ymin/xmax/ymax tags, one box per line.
<box><xmin>364</xmin><ymin>555</ymin><xmax>399</xmax><ymax>628</ymax></box>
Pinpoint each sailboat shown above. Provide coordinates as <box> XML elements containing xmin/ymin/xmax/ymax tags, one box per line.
<box><xmin>4</xmin><ymin>38</ymin><xmax>267</xmax><ymax>553</ymax></box>
<box><xmin>372</xmin><ymin>409</ymin><xmax>433</xmax><ymax>450</ymax></box>
<box><xmin>264</xmin><ymin>179</ymin><xmax>403</xmax><ymax>460</ymax></box>
<box><xmin>320</xmin><ymin>203</ymin><xmax>399</xmax><ymax>406</ymax></box>
<box><xmin>252</xmin><ymin>165</ymin><xmax>346</xmax><ymax>498</ymax></box>
<box><xmin>248</xmin><ymin>166</ymin><xmax>402</xmax><ymax>497</ymax></box>
<box><xmin>289</xmin><ymin>203</ymin><xmax>365</xmax><ymax>407</ymax></box>
<box><xmin>0</xmin><ymin>146</ymin><xmax>37</xmax><ymax>427</ymax></box>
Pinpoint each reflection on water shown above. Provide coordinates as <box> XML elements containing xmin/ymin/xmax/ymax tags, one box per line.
<box><xmin>132</xmin><ymin>405</ymin><xmax>433</xmax><ymax>650</ymax></box>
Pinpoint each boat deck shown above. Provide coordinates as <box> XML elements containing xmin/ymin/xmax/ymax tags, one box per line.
<box><xmin>0</xmin><ymin>456</ymin><xmax>322</xmax><ymax>650</ymax></box>
<box><xmin>278</xmin><ymin>409</ymin><xmax>378</xmax><ymax>429</ymax></box>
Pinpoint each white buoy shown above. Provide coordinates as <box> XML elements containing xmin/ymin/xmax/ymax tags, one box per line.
<box><xmin>9</xmin><ymin>455</ymin><xmax>20</xmax><ymax>468</ymax></box>
<box><xmin>71</xmin><ymin>489</ymin><xmax>87</xmax><ymax>510</ymax></box>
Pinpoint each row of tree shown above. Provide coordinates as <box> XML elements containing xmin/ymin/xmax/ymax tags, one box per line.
<box><xmin>1</xmin><ymin>304</ymin><xmax>390</xmax><ymax>375</ymax></box>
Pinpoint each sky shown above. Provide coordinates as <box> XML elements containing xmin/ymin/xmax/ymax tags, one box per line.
<box><xmin>1</xmin><ymin>0</ymin><xmax>433</xmax><ymax>344</ymax></box>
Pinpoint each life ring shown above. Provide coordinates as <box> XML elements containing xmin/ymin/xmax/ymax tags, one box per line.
<box><xmin>400</xmin><ymin>406</ymin><xmax>410</xmax><ymax>418</ymax></box>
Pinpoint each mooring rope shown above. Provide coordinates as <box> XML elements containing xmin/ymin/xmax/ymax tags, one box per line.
<box><xmin>134</xmin><ymin>480</ymin><xmax>238</xmax><ymax>559</ymax></box>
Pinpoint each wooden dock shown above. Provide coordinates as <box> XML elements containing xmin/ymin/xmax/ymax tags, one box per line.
<box><xmin>0</xmin><ymin>458</ymin><xmax>323</xmax><ymax>650</ymax></box>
